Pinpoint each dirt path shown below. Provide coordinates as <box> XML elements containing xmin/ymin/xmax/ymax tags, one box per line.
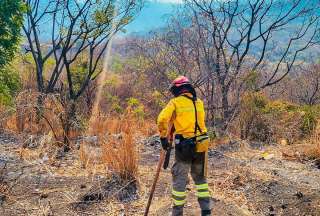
<box><xmin>141</xmin><ymin>139</ymin><xmax>320</xmax><ymax>216</ymax></box>
<box><xmin>0</xmin><ymin>133</ymin><xmax>319</xmax><ymax>216</ymax></box>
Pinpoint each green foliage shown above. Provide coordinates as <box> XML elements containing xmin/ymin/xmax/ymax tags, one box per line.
<box><xmin>166</xmin><ymin>71</ymin><xmax>179</xmax><ymax>80</ymax></box>
<box><xmin>299</xmin><ymin>105</ymin><xmax>320</xmax><ymax>135</ymax></box>
<box><xmin>127</xmin><ymin>97</ymin><xmax>139</xmax><ymax>107</ymax></box>
<box><xmin>105</xmin><ymin>74</ymin><xmax>121</xmax><ymax>87</ymax></box>
<box><xmin>244</xmin><ymin>71</ymin><xmax>259</xmax><ymax>91</ymax></box>
<box><xmin>127</xmin><ymin>97</ymin><xmax>145</xmax><ymax>119</ymax></box>
<box><xmin>120</xmin><ymin>16</ymin><xmax>133</xmax><ymax>26</ymax></box>
<box><xmin>100</xmin><ymin>1</ymin><xmax>135</xmax><ymax>32</ymax></box>
<box><xmin>0</xmin><ymin>66</ymin><xmax>21</xmax><ymax>106</ymax></box>
<box><xmin>105</xmin><ymin>93</ymin><xmax>123</xmax><ymax>114</ymax></box>
<box><xmin>0</xmin><ymin>0</ymin><xmax>25</xmax><ymax>67</ymax></box>
<box><xmin>87</xmin><ymin>0</ymin><xmax>135</xmax><ymax>38</ymax></box>
<box><xmin>262</xmin><ymin>100</ymin><xmax>298</xmax><ymax>114</ymax></box>
<box><xmin>239</xmin><ymin>91</ymin><xmax>320</xmax><ymax>143</ymax></box>
<box><xmin>260</xmin><ymin>99</ymin><xmax>319</xmax><ymax>135</ymax></box>
<box><xmin>207</xmin><ymin>128</ymin><xmax>217</xmax><ymax>140</ymax></box>
<box><xmin>111</xmin><ymin>56</ymin><xmax>124</xmax><ymax>73</ymax></box>
<box><xmin>22</xmin><ymin>52</ymin><xmax>35</xmax><ymax>64</ymax></box>
<box><xmin>241</xmin><ymin>93</ymin><xmax>298</xmax><ymax>116</ymax></box>
<box><xmin>0</xmin><ymin>0</ymin><xmax>24</xmax><ymax>105</ymax></box>
<box><xmin>70</xmin><ymin>61</ymin><xmax>88</xmax><ymax>92</ymax></box>
<box><xmin>44</xmin><ymin>57</ymin><xmax>56</xmax><ymax>70</ymax></box>
<box><xmin>247</xmin><ymin>92</ymin><xmax>268</xmax><ymax>110</ymax></box>
<box><xmin>105</xmin><ymin>95</ymin><xmax>145</xmax><ymax>117</ymax></box>
<box><xmin>91</xmin><ymin>2</ymin><xmax>116</xmax><ymax>38</ymax></box>
<box><xmin>152</xmin><ymin>90</ymin><xmax>166</xmax><ymax>108</ymax></box>
<box><xmin>239</xmin><ymin>92</ymin><xmax>272</xmax><ymax>142</ymax></box>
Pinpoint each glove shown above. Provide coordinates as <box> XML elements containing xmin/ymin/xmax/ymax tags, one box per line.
<box><xmin>160</xmin><ymin>137</ymin><xmax>169</xmax><ymax>150</ymax></box>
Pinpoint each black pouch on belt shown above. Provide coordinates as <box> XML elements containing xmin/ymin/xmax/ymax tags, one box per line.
<box><xmin>174</xmin><ymin>134</ymin><xmax>196</xmax><ymax>162</ymax></box>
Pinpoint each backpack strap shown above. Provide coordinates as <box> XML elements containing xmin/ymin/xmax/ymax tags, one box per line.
<box><xmin>182</xmin><ymin>95</ymin><xmax>202</xmax><ymax>136</ymax></box>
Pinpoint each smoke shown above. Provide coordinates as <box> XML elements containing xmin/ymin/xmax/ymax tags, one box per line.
<box><xmin>87</xmin><ymin>2</ymin><xmax>118</xmax><ymax>136</ymax></box>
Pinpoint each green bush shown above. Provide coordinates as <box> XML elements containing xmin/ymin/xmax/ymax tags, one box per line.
<box><xmin>0</xmin><ymin>66</ymin><xmax>21</xmax><ymax>106</ymax></box>
<box><xmin>127</xmin><ymin>97</ymin><xmax>145</xmax><ymax>119</ymax></box>
<box><xmin>0</xmin><ymin>0</ymin><xmax>25</xmax><ymax>67</ymax></box>
<box><xmin>238</xmin><ymin>91</ymin><xmax>318</xmax><ymax>143</ymax></box>
<box><xmin>262</xmin><ymin>100</ymin><xmax>298</xmax><ymax>114</ymax></box>
<box><xmin>0</xmin><ymin>0</ymin><xmax>24</xmax><ymax>106</ymax></box>
<box><xmin>105</xmin><ymin>93</ymin><xmax>123</xmax><ymax>114</ymax></box>
<box><xmin>239</xmin><ymin>92</ymin><xmax>270</xmax><ymax>141</ymax></box>
<box><xmin>299</xmin><ymin>105</ymin><xmax>320</xmax><ymax>135</ymax></box>
<box><xmin>70</xmin><ymin>61</ymin><xmax>88</xmax><ymax>93</ymax></box>
<box><xmin>166</xmin><ymin>70</ymin><xmax>179</xmax><ymax>80</ymax></box>
<box><xmin>127</xmin><ymin>97</ymin><xmax>140</xmax><ymax>107</ymax></box>
<box><xmin>207</xmin><ymin>128</ymin><xmax>217</xmax><ymax>140</ymax></box>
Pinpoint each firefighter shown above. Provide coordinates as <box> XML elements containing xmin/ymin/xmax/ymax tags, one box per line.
<box><xmin>157</xmin><ymin>76</ymin><xmax>211</xmax><ymax>216</ymax></box>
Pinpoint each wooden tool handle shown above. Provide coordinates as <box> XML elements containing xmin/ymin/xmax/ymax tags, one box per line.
<box><xmin>144</xmin><ymin>150</ymin><xmax>166</xmax><ymax>216</ymax></box>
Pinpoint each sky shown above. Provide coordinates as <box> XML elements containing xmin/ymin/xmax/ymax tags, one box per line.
<box><xmin>34</xmin><ymin>0</ymin><xmax>181</xmax><ymax>41</ymax></box>
<box><xmin>123</xmin><ymin>0</ymin><xmax>229</xmax><ymax>34</ymax></box>
<box><xmin>123</xmin><ymin>0</ymin><xmax>181</xmax><ymax>34</ymax></box>
<box><xmin>154</xmin><ymin>0</ymin><xmax>183</xmax><ymax>2</ymax></box>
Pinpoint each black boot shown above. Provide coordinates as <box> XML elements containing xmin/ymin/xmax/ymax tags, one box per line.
<box><xmin>201</xmin><ymin>210</ymin><xmax>211</xmax><ymax>216</ymax></box>
<box><xmin>172</xmin><ymin>206</ymin><xmax>183</xmax><ymax>216</ymax></box>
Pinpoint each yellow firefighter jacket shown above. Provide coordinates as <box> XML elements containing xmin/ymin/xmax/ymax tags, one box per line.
<box><xmin>157</xmin><ymin>93</ymin><xmax>209</xmax><ymax>152</ymax></box>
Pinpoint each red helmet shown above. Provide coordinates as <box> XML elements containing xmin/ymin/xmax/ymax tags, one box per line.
<box><xmin>170</xmin><ymin>76</ymin><xmax>191</xmax><ymax>88</ymax></box>
<box><xmin>169</xmin><ymin>76</ymin><xmax>195</xmax><ymax>97</ymax></box>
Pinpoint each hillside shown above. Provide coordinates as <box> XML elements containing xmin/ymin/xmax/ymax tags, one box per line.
<box><xmin>1</xmin><ymin>0</ymin><xmax>320</xmax><ymax>215</ymax></box>
<box><xmin>0</xmin><ymin>131</ymin><xmax>319</xmax><ymax>215</ymax></box>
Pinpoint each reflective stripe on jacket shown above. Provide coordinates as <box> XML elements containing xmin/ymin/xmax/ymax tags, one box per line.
<box><xmin>157</xmin><ymin>93</ymin><xmax>207</xmax><ymax>138</ymax></box>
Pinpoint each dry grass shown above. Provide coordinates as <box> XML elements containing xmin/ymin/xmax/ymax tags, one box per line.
<box><xmin>1</xmin><ymin>90</ymin><xmax>82</xmax><ymax>148</ymax></box>
<box><xmin>211</xmin><ymin>136</ymin><xmax>232</xmax><ymax>148</ymax></box>
<box><xmin>102</xmin><ymin>132</ymin><xmax>137</xmax><ymax>181</ymax></box>
<box><xmin>17</xmin><ymin>133</ymin><xmax>62</xmax><ymax>164</ymax></box>
<box><xmin>2</xmin><ymin>89</ymin><xmax>155</xmax><ymax>182</ymax></box>
<box><xmin>282</xmin><ymin>124</ymin><xmax>320</xmax><ymax>162</ymax></box>
<box><xmin>11</xmin><ymin>91</ymin><xmax>62</xmax><ymax>135</ymax></box>
<box><xmin>80</xmin><ymin>114</ymin><xmax>155</xmax><ymax>181</ymax></box>
<box><xmin>101</xmin><ymin>117</ymin><xmax>138</xmax><ymax>181</ymax></box>
<box><xmin>301</xmin><ymin>126</ymin><xmax>320</xmax><ymax>159</ymax></box>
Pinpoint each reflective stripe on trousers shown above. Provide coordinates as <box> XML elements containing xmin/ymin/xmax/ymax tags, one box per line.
<box><xmin>172</xmin><ymin>189</ymin><xmax>186</xmax><ymax>206</ymax></box>
<box><xmin>195</xmin><ymin>183</ymin><xmax>210</xmax><ymax>198</ymax></box>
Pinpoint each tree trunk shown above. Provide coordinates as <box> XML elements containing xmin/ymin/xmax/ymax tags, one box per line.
<box><xmin>211</xmin><ymin>85</ymin><xmax>231</xmax><ymax>137</ymax></box>
<box><xmin>221</xmin><ymin>86</ymin><xmax>230</xmax><ymax>130</ymax></box>
<box><xmin>62</xmin><ymin>100</ymin><xmax>76</xmax><ymax>152</ymax></box>
<box><xmin>36</xmin><ymin>93</ymin><xmax>45</xmax><ymax>124</ymax></box>
<box><xmin>16</xmin><ymin>95</ymin><xmax>26</xmax><ymax>133</ymax></box>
